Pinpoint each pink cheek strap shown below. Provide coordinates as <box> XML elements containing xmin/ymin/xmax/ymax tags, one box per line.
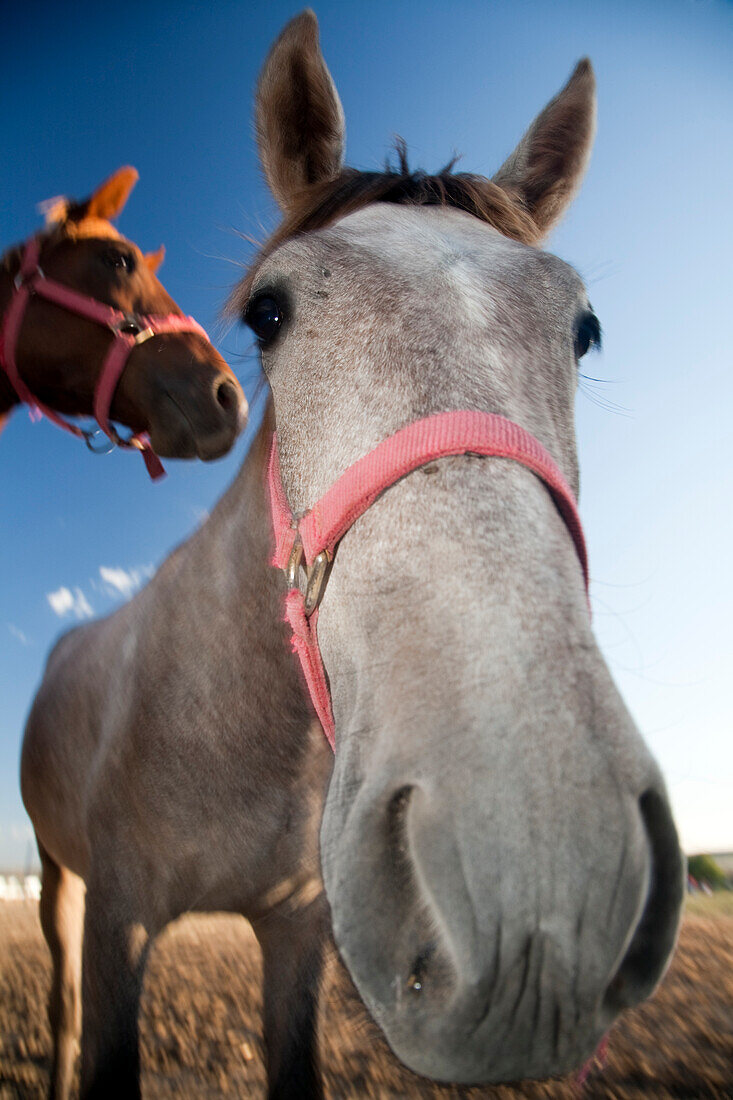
<box><xmin>92</xmin><ymin>313</ymin><xmax>210</xmax><ymax>480</ymax></box>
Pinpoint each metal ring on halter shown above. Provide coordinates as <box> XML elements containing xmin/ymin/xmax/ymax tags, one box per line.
<box><xmin>14</xmin><ymin>266</ymin><xmax>44</xmax><ymax>292</ymax></box>
<box><xmin>83</xmin><ymin>428</ymin><xmax>117</xmax><ymax>455</ymax></box>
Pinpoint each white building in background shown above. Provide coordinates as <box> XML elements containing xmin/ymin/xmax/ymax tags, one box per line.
<box><xmin>24</xmin><ymin>874</ymin><xmax>41</xmax><ymax>900</ymax></box>
<box><xmin>0</xmin><ymin>874</ymin><xmax>41</xmax><ymax>901</ymax></box>
<box><xmin>0</xmin><ymin>875</ymin><xmax>22</xmax><ymax>900</ymax></box>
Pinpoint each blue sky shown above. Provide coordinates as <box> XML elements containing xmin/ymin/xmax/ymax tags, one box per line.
<box><xmin>1</xmin><ymin>0</ymin><xmax>731</xmax><ymax>867</ymax></box>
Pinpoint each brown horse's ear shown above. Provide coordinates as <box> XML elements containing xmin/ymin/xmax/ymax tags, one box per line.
<box><xmin>492</xmin><ymin>60</ymin><xmax>596</xmax><ymax>241</ymax></box>
<box><xmin>39</xmin><ymin>195</ymin><xmax>70</xmax><ymax>226</ymax></box>
<box><xmin>256</xmin><ymin>10</ymin><xmax>345</xmax><ymax>213</ymax></box>
<box><xmin>144</xmin><ymin>245</ymin><xmax>165</xmax><ymax>274</ymax></box>
<box><xmin>85</xmin><ymin>166</ymin><xmax>140</xmax><ymax>222</ymax></box>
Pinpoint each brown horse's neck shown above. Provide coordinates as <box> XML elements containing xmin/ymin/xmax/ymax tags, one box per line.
<box><xmin>0</xmin><ymin>240</ymin><xmax>91</xmax><ymax>420</ymax></box>
<box><xmin>0</xmin><ymin>384</ymin><xmax>18</xmax><ymax>419</ymax></box>
<box><xmin>0</xmin><ymin>250</ymin><xmax>22</xmax><ymax>416</ymax></box>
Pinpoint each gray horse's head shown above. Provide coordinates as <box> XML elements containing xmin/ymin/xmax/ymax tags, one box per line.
<box><xmin>235</xmin><ymin>12</ymin><xmax>684</xmax><ymax>1084</ymax></box>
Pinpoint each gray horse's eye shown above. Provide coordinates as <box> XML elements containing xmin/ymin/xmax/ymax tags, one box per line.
<box><xmin>574</xmin><ymin>311</ymin><xmax>602</xmax><ymax>358</ymax></box>
<box><xmin>244</xmin><ymin>294</ymin><xmax>283</xmax><ymax>345</ymax></box>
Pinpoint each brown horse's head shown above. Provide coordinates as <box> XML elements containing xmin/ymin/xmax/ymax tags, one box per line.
<box><xmin>0</xmin><ymin>167</ymin><xmax>246</xmax><ymax>460</ymax></box>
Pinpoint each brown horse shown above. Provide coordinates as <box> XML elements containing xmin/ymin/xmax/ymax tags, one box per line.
<box><xmin>1</xmin><ymin>167</ymin><xmax>246</xmax><ymax>465</ymax></box>
<box><xmin>21</xmin><ymin>12</ymin><xmax>683</xmax><ymax>1100</ymax></box>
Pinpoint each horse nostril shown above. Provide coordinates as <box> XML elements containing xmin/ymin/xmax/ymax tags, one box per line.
<box><xmin>602</xmin><ymin>788</ymin><xmax>684</xmax><ymax>1015</ymax></box>
<box><xmin>215</xmin><ymin>378</ymin><xmax>239</xmax><ymax>413</ymax></box>
<box><xmin>407</xmin><ymin>942</ymin><xmax>436</xmax><ymax>994</ymax></box>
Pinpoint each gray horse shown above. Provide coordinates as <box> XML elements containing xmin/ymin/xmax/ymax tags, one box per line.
<box><xmin>21</xmin><ymin>11</ymin><xmax>684</xmax><ymax>1099</ymax></box>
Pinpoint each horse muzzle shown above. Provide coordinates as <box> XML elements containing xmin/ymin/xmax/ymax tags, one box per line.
<box><xmin>143</xmin><ymin>358</ymin><xmax>247</xmax><ymax>461</ymax></box>
<box><xmin>322</xmin><ymin>739</ymin><xmax>684</xmax><ymax>1085</ymax></box>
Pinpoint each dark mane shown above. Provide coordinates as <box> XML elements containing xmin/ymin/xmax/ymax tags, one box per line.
<box><xmin>231</xmin><ymin>147</ymin><xmax>539</xmax><ymax>311</ymax></box>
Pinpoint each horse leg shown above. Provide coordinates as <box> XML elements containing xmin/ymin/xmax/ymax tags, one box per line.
<box><xmin>79</xmin><ymin>870</ymin><xmax>151</xmax><ymax>1100</ymax></box>
<box><xmin>253</xmin><ymin>891</ymin><xmax>328</xmax><ymax>1100</ymax></box>
<box><xmin>38</xmin><ymin>840</ymin><xmax>84</xmax><ymax>1100</ymax></box>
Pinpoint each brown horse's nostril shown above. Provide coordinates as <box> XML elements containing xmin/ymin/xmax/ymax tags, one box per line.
<box><xmin>216</xmin><ymin>378</ymin><xmax>239</xmax><ymax>413</ymax></box>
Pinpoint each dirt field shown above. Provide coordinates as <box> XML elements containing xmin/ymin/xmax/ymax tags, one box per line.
<box><xmin>1</xmin><ymin>900</ymin><xmax>731</xmax><ymax>1099</ymax></box>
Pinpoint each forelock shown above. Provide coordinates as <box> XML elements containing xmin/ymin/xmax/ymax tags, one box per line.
<box><xmin>230</xmin><ymin>151</ymin><xmax>541</xmax><ymax>315</ymax></box>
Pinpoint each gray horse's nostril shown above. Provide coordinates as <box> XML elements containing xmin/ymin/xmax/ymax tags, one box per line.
<box><xmin>407</xmin><ymin>942</ymin><xmax>436</xmax><ymax>994</ymax></box>
<box><xmin>215</xmin><ymin>378</ymin><xmax>239</xmax><ymax>413</ymax></box>
<box><xmin>602</xmin><ymin>788</ymin><xmax>684</xmax><ymax>1015</ymax></box>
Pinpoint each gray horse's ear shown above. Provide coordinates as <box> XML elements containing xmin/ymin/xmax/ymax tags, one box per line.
<box><xmin>492</xmin><ymin>60</ymin><xmax>596</xmax><ymax>240</ymax></box>
<box><xmin>255</xmin><ymin>10</ymin><xmax>346</xmax><ymax>213</ymax></box>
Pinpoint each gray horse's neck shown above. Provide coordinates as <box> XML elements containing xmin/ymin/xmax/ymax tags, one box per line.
<box><xmin>157</xmin><ymin>403</ymin><xmax>321</xmax><ymax>764</ymax></box>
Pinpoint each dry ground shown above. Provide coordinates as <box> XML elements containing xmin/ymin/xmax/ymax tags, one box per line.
<box><xmin>1</xmin><ymin>900</ymin><xmax>731</xmax><ymax>1099</ymax></box>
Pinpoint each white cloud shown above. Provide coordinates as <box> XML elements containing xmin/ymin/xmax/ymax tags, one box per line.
<box><xmin>47</xmin><ymin>586</ymin><xmax>94</xmax><ymax>620</ymax></box>
<box><xmin>99</xmin><ymin>564</ymin><xmax>153</xmax><ymax>600</ymax></box>
<box><xmin>7</xmin><ymin>623</ymin><xmax>30</xmax><ymax>645</ymax></box>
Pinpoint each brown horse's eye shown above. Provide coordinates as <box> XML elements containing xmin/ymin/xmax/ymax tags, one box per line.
<box><xmin>102</xmin><ymin>248</ymin><xmax>136</xmax><ymax>274</ymax></box>
<box><xmin>574</xmin><ymin>310</ymin><xmax>602</xmax><ymax>359</ymax></box>
<box><xmin>244</xmin><ymin>294</ymin><xmax>283</xmax><ymax>345</ymax></box>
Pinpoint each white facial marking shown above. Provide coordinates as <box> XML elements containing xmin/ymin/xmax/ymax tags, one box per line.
<box><xmin>447</xmin><ymin>260</ymin><xmax>492</xmax><ymax>326</ymax></box>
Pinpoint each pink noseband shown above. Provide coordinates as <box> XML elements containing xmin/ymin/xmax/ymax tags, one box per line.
<box><xmin>268</xmin><ymin>409</ymin><xmax>589</xmax><ymax>749</ymax></box>
<box><xmin>0</xmin><ymin>235</ymin><xmax>212</xmax><ymax>479</ymax></box>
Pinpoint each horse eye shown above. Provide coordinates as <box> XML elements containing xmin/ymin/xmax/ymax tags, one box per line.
<box><xmin>244</xmin><ymin>294</ymin><xmax>283</xmax><ymax>345</ymax></box>
<box><xmin>102</xmin><ymin>248</ymin><xmax>135</xmax><ymax>273</ymax></box>
<box><xmin>574</xmin><ymin>311</ymin><xmax>602</xmax><ymax>359</ymax></box>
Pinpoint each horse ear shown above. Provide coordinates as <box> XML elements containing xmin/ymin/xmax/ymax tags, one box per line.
<box><xmin>144</xmin><ymin>245</ymin><xmax>165</xmax><ymax>274</ymax></box>
<box><xmin>492</xmin><ymin>60</ymin><xmax>596</xmax><ymax>240</ymax></box>
<box><xmin>86</xmin><ymin>166</ymin><xmax>140</xmax><ymax>222</ymax></box>
<box><xmin>256</xmin><ymin>10</ymin><xmax>345</xmax><ymax>213</ymax></box>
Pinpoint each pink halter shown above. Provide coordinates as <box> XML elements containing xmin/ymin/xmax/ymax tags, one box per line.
<box><xmin>268</xmin><ymin>409</ymin><xmax>589</xmax><ymax>749</ymax></box>
<box><xmin>0</xmin><ymin>235</ymin><xmax>211</xmax><ymax>479</ymax></box>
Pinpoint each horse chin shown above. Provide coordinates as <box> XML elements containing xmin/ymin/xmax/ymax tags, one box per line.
<box><xmin>194</xmin><ymin>435</ymin><xmax>242</xmax><ymax>462</ymax></box>
<box><xmin>146</xmin><ymin>416</ymin><xmax>197</xmax><ymax>460</ymax></box>
<box><xmin>147</xmin><ymin>391</ymin><xmax>247</xmax><ymax>461</ymax></box>
<box><xmin>371</xmin><ymin>1013</ymin><xmax>603</xmax><ymax>1087</ymax></box>
<box><xmin>148</xmin><ymin>424</ymin><xmax>230</xmax><ymax>462</ymax></box>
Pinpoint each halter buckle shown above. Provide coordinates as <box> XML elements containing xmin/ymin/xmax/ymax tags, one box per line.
<box><xmin>285</xmin><ymin>537</ymin><xmax>331</xmax><ymax>616</ymax></box>
<box><xmin>286</xmin><ymin>538</ymin><xmax>304</xmax><ymax>590</ymax></box>
<box><xmin>14</xmin><ymin>266</ymin><xmax>44</xmax><ymax>292</ymax></box>
<box><xmin>110</xmin><ymin>315</ymin><xmax>155</xmax><ymax>344</ymax></box>
<box><xmin>304</xmin><ymin>551</ymin><xmax>331</xmax><ymax>615</ymax></box>
<box><xmin>105</xmin><ymin>424</ymin><xmax>146</xmax><ymax>451</ymax></box>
